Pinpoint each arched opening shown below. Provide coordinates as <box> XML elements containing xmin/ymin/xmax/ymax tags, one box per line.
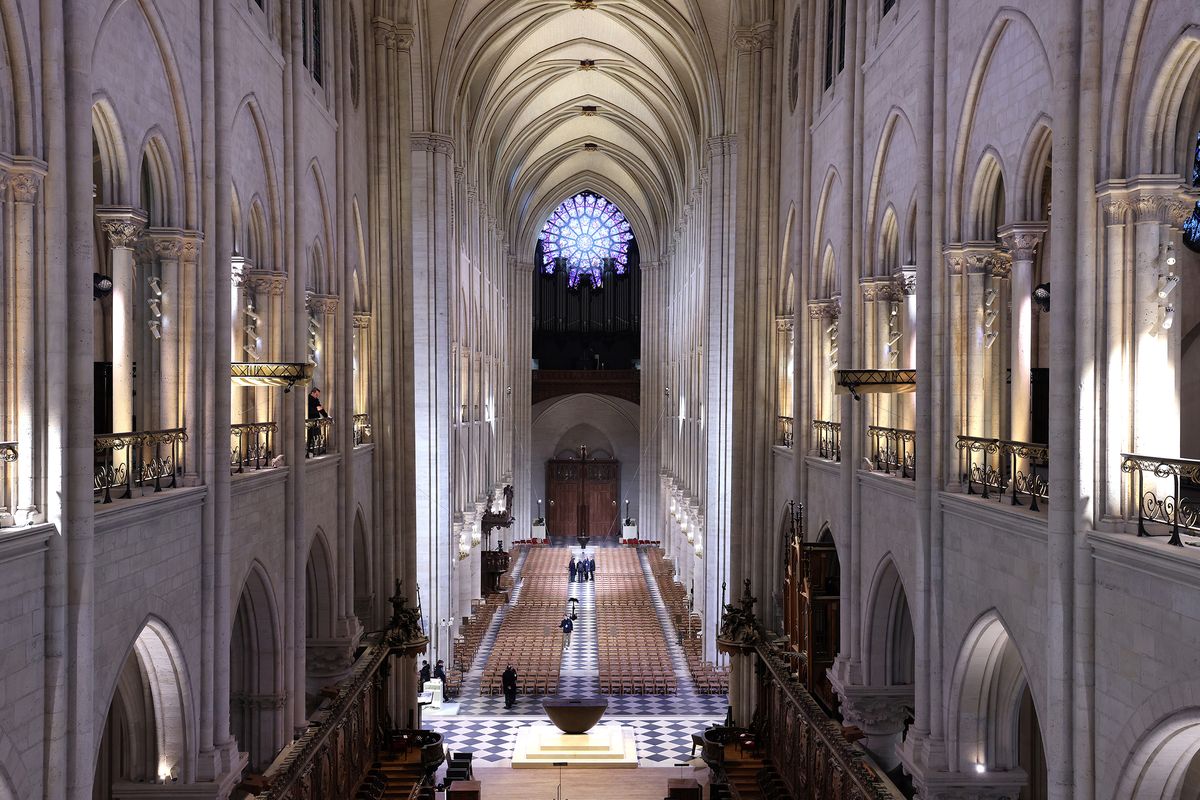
<box><xmin>94</xmin><ymin>619</ymin><xmax>191</xmax><ymax>797</ymax></box>
<box><xmin>305</xmin><ymin>532</ymin><xmax>348</xmax><ymax>708</ymax></box>
<box><xmin>1114</xmin><ymin>710</ymin><xmax>1200</xmax><ymax>799</ymax></box>
<box><xmin>970</xmin><ymin>153</ymin><xmax>1007</xmax><ymax>242</ymax></box>
<box><xmin>783</xmin><ymin>526</ymin><xmax>841</xmax><ymax>712</ymax></box>
<box><xmin>863</xmin><ymin>558</ymin><xmax>915</xmax><ymax>688</ymax></box>
<box><xmin>353</xmin><ymin>512</ymin><xmax>373</xmax><ymax>625</ymax></box>
<box><xmin>230</xmin><ymin>564</ymin><xmax>283</xmax><ymax>773</ymax></box>
<box><xmin>949</xmin><ymin>614</ymin><xmax>1046</xmax><ymax>796</ymax></box>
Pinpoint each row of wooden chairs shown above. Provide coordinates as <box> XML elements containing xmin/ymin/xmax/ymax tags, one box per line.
<box><xmin>647</xmin><ymin>547</ymin><xmax>730</xmax><ymax>695</ymax></box>
<box><xmin>593</xmin><ymin>548</ymin><xmax>678</xmax><ymax>695</ymax></box>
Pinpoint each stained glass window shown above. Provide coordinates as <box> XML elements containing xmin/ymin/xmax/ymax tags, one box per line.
<box><xmin>1184</xmin><ymin>130</ymin><xmax>1200</xmax><ymax>254</ymax></box>
<box><xmin>540</xmin><ymin>192</ymin><xmax>633</xmax><ymax>288</ymax></box>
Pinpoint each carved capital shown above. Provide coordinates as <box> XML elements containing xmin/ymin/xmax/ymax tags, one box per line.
<box><xmin>997</xmin><ymin>222</ymin><xmax>1047</xmax><ymax>261</ymax></box>
<box><xmin>776</xmin><ymin>316</ymin><xmax>794</xmax><ymax>333</ymax></box>
<box><xmin>1168</xmin><ymin>197</ymin><xmax>1198</xmax><ymax>229</ymax></box>
<box><xmin>353</xmin><ymin>312</ymin><xmax>372</xmax><ymax>329</ymax></box>
<box><xmin>412</xmin><ymin>132</ymin><xmax>455</xmax><ymax>156</ymax></box>
<box><xmin>943</xmin><ymin>248</ymin><xmax>966</xmax><ymax>276</ymax></box>
<box><xmin>734</xmin><ymin>23</ymin><xmax>775</xmax><ymax>52</ymax></box>
<box><xmin>306</xmin><ymin>292</ymin><xmax>340</xmax><ymax>315</ymax></box>
<box><xmin>242</xmin><ymin>268</ymin><xmax>288</xmax><ymax>296</ymax></box>
<box><xmin>1100</xmin><ymin>197</ymin><xmax>1131</xmax><ymax>227</ymax></box>
<box><xmin>148</xmin><ymin>228</ymin><xmax>185</xmax><ymax>260</ymax></box>
<box><xmin>1133</xmin><ymin>193</ymin><xmax>1171</xmax><ymax>225</ymax></box>
<box><xmin>961</xmin><ymin>246</ymin><xmax>1009</xmax><ymax>277</ymax></box>
<box><xmin>808</xmin><ymin>299</ymin><xmax>840</xmax><ymax>320</ymax></box>
<box><xmin>179</xmin><ymin>231</ymin><xmax>204</xmax><ymax>264</ymax></box>
<box><xmin>9</xmin><ymin>171</ymin><xmax>42</xmax><ymax>203</ymax></box>
<box><xmin>706</xmin><ymin>135</ymin><xmax>736</xmax><ymax>160</ymax></box>
<box><xmin>96</xmin><ymin>206</ymin><xmax>148</xmax><ymax>249</ymax></box>
<box><xmin>372</xmin><ymin>18</ymin><xmax>413</xmax><ymax>50</ymax></box>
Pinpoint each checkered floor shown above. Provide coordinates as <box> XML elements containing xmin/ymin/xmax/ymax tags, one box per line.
<box><xmin>425</xmin><ymin>715</ymin><xmax>725</xmax><ymax>766</ymax></box>
<box><xmin>440</xmin><ymin>543</ymin><xmax>729</xmax><ymax>758</ymax></box>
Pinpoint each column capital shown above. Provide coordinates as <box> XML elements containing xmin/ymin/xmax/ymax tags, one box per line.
<box><xmin>4</xmin><ymin>156</ymin><xmax>47</xmax><ymax>204</ymax></box>
<box><xmin>242</xmin><ymin>267</ymin><xmax>288</xmax><ymax>296</ymax></box>
<box><xmin>808</xmin><ymin>298</ymin><xmax>840</xmax><ymax>319</ymax></box>
<box><xmin>1100</xmin><ymin>196</ymin><xmax>1132</xmax><ymax>227</ymax></box>
<box><xmin>411</xmin><ymin>132</ymin><xmax>455</xmax><ymax>156</ymax></box>
<box><xmin>95</xmin><ymin>206</ymin><xmax>149</xmax><ymax>248</ymax></box>
<box><xmin>179</xmin><ymin>231</ymin><xmax>205</xmax><ymax>264</ymax></box>
<box><xmin>147</xmin><ymin>227</ymin><xmax>186</xmax><ymax>259</ymax></box>
<box><xmin>961</xmin><ymin>243</ymin><xmax>1011</xmax><ymax>278</ymax></box>
<box><xmin>733</xmin><ymin>23</ymin><xmax>774</xmax><ymax>53</ymax></box>
<box><xmin>353</xmin><ymin>311</ymin><xmax>372</xmax><ymax>329</ymax></box>
<box><xmin>775</xmin><ymin>316</ymin><xmax>794</xmax><ymax>332</ymax></box>
<box><xmin>372</xmin><ymin>17</ymin><xmax>413</xmax><ymax>50</ymax></box>
<box><xmin>306</xmin><ymin>292</ymin><xmax>340</xmax><ymax>315</ymax></box>
<box><xmin>706</xmin><ymin>135</ymin><xmax>736</xmax><ymax>160</ymax></box>
<box><xmin>640</xmin><ymin>260</ymin><xmax>661</xmax><ymax>272</ymax></box>
<box><xmin>513</xmin><ymin>261</ymin><xmax>535</xmax><ymax>275</ymax></box>
<box><xmin>897</xmin><ymin>264</ymin><xmax>917</xmax><ymax>295</ymax></box>
<box><xmin>997</xmin><ymin>221</ymin><xmax>1048</xmax><ymax>261</ymax></box>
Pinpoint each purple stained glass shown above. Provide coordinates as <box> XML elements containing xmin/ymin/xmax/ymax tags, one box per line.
<box><xmin>1186</xmin><ymin>130</ymin><xmax>1200</xmax><ymax>254</ymax></box>
<box><xmin>540</xmin><ymin>192</ymin><xmax>633</xmax><ymax>288</ymax></box>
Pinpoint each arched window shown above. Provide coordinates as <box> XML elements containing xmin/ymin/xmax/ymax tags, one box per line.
<box><xmin>540</xmin><ymin>192</ymin><xmax>633</xmax><ymax>289</ymax></box>
<box><xmin>1184</xmin><ymin>130</ymin><xmax>1200</xmax><ymax>254</ymax></box>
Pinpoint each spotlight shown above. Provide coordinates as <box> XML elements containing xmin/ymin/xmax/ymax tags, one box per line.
<box><xmin>147</xmin><ymin>276</ymin><xmax>163</xmax><ymax>296</ymax></box>
<box><xmin>148</xmin><ymin>298</ymin><xmax>162</xmax><ymax>318</ymax></box>
<box><xmin>1157</xmin><ymin>273</ymin><xmax>1179</xmax><ymax>299</ymax></box>
<box><xmin>887</xmin><ymin>331</ymin><xmax>902</xmax><ymax>346</ymax></box>
<box><xmin>93</xmin><ymin>273</ymin><xmax>113</xmax><ymax>300</ymax></box>
<box><xmin>826</xmin><ymin>321</ymin><xmax>838</xmax><ymax>336</ymax></box>
<box><xmin>1163</xmin><ymin>305</ymin><xmax>1176</xmax><ymax>330</ymax></box>
<box><xmin>984</xmin><ymin>288</ymin><xmax>997</xmax><ymax>307</ymax></box>
<box><xmin>974</xmin><ymin>762</ymin><xmax>986</xmax><ymax>774</ymax></box>
<box><xmin>1161</xmin><ymin>241</ymin><xmax>1177</xmax><ymax>268</ymax></box>
<box><xmin>890</xmin><ymin>304</ymin><xmax>899</xmax><ymax>317</ymax></box>
<box><xmin>984</xmin><ymin>331</ymin><xmax>998</xmax><ymax>349</ymax></box>
<box><xmin>1033</xmin><ymin>282</ymin><xmax>1050</xmax><ymax>313</ymax></box>
<box><xmin>148</xmin><ymin>319</ymin><xmax>162</xmax><ymax>340</ymax></box>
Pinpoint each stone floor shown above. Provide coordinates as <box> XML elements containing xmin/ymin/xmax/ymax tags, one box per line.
<box><xmin>425</xmin><ymin>543</ymin><xmax>728</xmax><ymax>767</ymax></box>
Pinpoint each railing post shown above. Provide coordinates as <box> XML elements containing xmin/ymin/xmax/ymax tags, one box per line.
<box><xmin>1135</xmin><ymin>465</ymin><xmax>1148</xmax><ymax>537</ymax></box>
<box><xmin>1170</xmin><ymin>472</ymin><xmax>1183</xmax><ymax>547</ymax></box>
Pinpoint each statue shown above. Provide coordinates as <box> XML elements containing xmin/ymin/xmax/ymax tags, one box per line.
<box><xmin>387</xmin><ymin>580</ymin><xmax>424</xmax><ymax>645</ymax></box>
<box><xmin>718</xmin><ymin>578</ymin><xmax>763</xmax><ymax>648</ymax></box>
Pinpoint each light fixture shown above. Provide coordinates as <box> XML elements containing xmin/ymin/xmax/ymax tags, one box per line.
<box><xmin>826</xmin><ymin>321</ymin><xmax>838</xmax><ymax>335</ymax></box>
<box><xmin>147</xmin><ymin>276</ymin><xmax>163</xmax><ymax>296</ymax></box>
<box><xmin>984</xmin><ymin>310</ymin><xmax>998</xmax><ymax>327</ymax></box>
<box><xmin>1161</xmin><ymin>241</ymin><xmax>1177</xmax><ymax>267</ymax></box>
<box><xmin>1033</xmin><ymin>282</ymin><xmax>1050</xmax><ymax>312</ymax></box>
<box><xmin>984</xmin><ymin>331</ymin><xmax>998</xmax><ymax>349</ymax></box>
<box><xmin>148</xmin><ymin>298</ymin><xmax>162</xmax><ymax>318</ymax></box>
<box><xmin>984</xmin><ymin>288</ymin><xmax>997</xmax><ymax>307</ymax></box>
<box><xmin>887</xmin><ymin>331</ymin><xmax>902</xmax><ymax>346</ymax></box>
<box><xmin>1163</xmin><ymin>305</ymin><xmax>1176</xmax><ymax>330</ymax></box>
<box><xmin>974</xmin><ymin>762</ymin><xmax>986</xmax><ymax>774</ymax></box>
<box><xmin>148</xmin><ymin>319</ymin><xmax>162</xmax><ymax>340</ymax></box>
<box><xmin>890</xmin><ymin>304</ymin><xmax>899</xmax><ymax>317</ymax></box>
<box><xmin>93</xmin><ymin>273</ymin><xmax>113</xmax><ymax>300</ymax></box>
<box><xmin>1157</xmin><ymin>273</ymin><xmax>1179</xmax><ymax>299</ymax></box>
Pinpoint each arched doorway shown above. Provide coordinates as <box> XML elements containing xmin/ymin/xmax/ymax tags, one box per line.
<box><xmin>949</xmin><ymin>613</ymin><xmax>1047</xmax><ymax>798</ymax></box>
<box><xmin>230</xmin><ymin>563</ymin><xmax>283</xmax><ymax>772</ymax></box>
<box><xmin>94</xmin><ymin>619</ymin><xmax>192</xmax><ymax>798</ymax></box>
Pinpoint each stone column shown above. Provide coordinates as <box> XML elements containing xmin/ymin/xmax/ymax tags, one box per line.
<box><xmin>96</xmin><ymin>207</ymin><xmax>148</xmax><ymax>434</ymax></box>
<box><xmin>962</xmin><ymin>246</ymin><xmax>992</xmax><ymax>439</ymax></box>
<box><xmin>242</xmin><ymin>269</ymin><xmax>288</xmax><ymax>426</ymax></box>
<box><xmin>150</xmin><ymin>230</ymin><xmax>185</xmax><ymax>431</ymax></box>
<box><xmin>10</xmin><ymin>164</ymin><xmax>46</xmax><ymax>524</ymax></box>
<box><xmin>943</xmin><ymin>248</ymin><xmax>965</xmax><ymax>482</ymax></box>
<box><xmin>832</xmin><ymin>681</ymin><xmax>914</xmax><ymax>772</ymax></box>
<box><xmin>307</xmin><ymin>293</ymin><xmax>340</xmax><ymax>447</ymax></box>
<box><xmin>859</xmin><ymin>280</ymin><xmax>878</xmax><ymax>427</ymax></box>
<box><xmin>179</xmin><ymin>233</ymin><xmax>204</xmax><ymax>479</ymax></box>
<box><xmin>512</xmin><ymin>261</ymin><xmax>534</xmax><ymax>541</ymax></box>
<box><xmin>898</xmin><ymin>268</ymin><xmax>917</xmax><ymax>430</ymax></box>
<box><xmin>1097</xmin><ymin>196</ymin><xmax>1130</xmax><ymax>518</ymax></box>
<box><xmin>998</xmin><ymin>224</ymin><xmax>1046</xmax><ymax>445</ymax></box>
<box><xmin>353</xmin><ymin>313</ymin><xmax>371</xmax><ymax>418</ymax></box>
<box><xmin>1131</xmin><ymin>191</ymin><xmax>1179</xmax><ymax>461</ymax></box>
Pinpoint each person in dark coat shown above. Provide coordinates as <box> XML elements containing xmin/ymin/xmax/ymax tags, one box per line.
<box><xmin>568</xmin><ymin>556</ymin><xmax>578</xmax><ymax>583</ymax></box>
<box><xmin>586</xmin><ymin>555</ymin><xmax>596</xmax><ymax>581</ymax></box>
<box><xmin>419</xmin><ymin>659</ymin><xmax>432</xmax><ymax>685</ymax></box>
<box><xmin>502</xmin><ymin>664</ymin><xmax>519</xmax><ymax>709</ymax></box>
<box><xmin>559</xmin><ymin>614</ymin><xmax>574</xmax><ymax>649</ymax></box>
<box><xmin>306</xmin><ymin>387</ymin><xmax>329</xmax><ymax>455</ymax></box>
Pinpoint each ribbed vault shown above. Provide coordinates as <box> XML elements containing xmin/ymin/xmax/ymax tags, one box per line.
<box><xmin>434</xmin><ymin>0</ymin><xmax>726</xmax><ymax>256</ymax></box>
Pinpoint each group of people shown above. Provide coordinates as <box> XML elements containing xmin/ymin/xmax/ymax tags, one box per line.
<box><xmin>418</xmin><ymin>659</ymin><xmax>449</xmax><ymax>692</ymax></box>
<box><xmin>568</xmin><ymin>552</ymin><xmax>596</xmax><ymax>582</ymax></box>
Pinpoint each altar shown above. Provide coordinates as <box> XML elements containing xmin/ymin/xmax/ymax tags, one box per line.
<box><xmin>511</xmin><ymin>697</ymin><xmax>638</xmax><ymax>768</ymax></box>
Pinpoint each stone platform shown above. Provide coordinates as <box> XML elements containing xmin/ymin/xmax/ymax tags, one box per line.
<box><xmin>511</xmin><ymin>722</ymin><xmax>638</xmax><ymax>768</ymax></box>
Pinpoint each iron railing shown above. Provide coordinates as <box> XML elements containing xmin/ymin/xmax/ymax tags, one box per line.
<box><xmin>305</xmin><ymin>417</ymin><xmax>333</xmax><ymax>458</ymax></box>
<box><xmin>956</xmin><ymin>436</ymin><xmax>1049</xmax><ymax>511</ymax></box>
<box><xmin>231</xmin><ymin>421</ymin><xmax>277</xmax><ymax>473</ymax></box>
<box><xmin>811</xmin><ymin>420</ymin><xmax>841</xmax><ymax>461</ymax></box>
<box><xmin>1121</xmin><ymin>453</ymin><xmax>1200</xmax><ymax>546</ymax></box>
<box><xmin>94</xmin><ymin>428</ymin><xmax>187</xmax><ymax>504</ymax></box>
<box><xmin>868</xmin><ymin>425</ymin><xmax>916</xmax><ymax>479</ymax></box>
<box><xmin>353</xmin><ymin>414</ymin><xmax>372</xmax><ymax>446</ymax></box>
<box><xmin>777</xmin><ymin>415</ymin><xmax>794</xmax><ymax>448</ymax></box>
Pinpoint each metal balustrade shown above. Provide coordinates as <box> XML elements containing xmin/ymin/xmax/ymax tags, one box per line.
<box><xmin>1121</xmin><ymin>453</ymin><xmax>1200</xmax><ymax>546</ymax></box>
<box><xmin>868</xmin><ymin>425</ymin><xmax>916</xmax><ymax>479</ymax></box>
<box><xmin>956</xmin><ymin>435</ymin><xmax>1049</xmax><ymax>511</ymax></box>
<box><xmin>776</xmin><ymin>415</ymin><xmax>794</xmax><ymax>448</ymax></box>
<box><xmin>811</xmin><ymin>420</ymin><xmax>841</xmax><ymax>462</ymax></box>
<box><xmin>94</xmin><ymin>428</ymin><xmax>187</xmax><ymax>504</ymax></box>
<box><xmin>353</xmin><ymin>413</ymin><xmax>372</xmax><ymax>446</ymax></box>
<box><xmin>231</xmin><ymin>421</ymin><xmax>277</xmax><ymax>473</ymax></box>
<box><xmin>305</xmin><ymin>417</ymin><xmax>333</xmax><ymax>458</ymax></box>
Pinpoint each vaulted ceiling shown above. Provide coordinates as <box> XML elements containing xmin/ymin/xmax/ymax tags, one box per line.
<box><xmin>423</xmin><ymin>0</ymin><xmax>733</xmax><ymax>260</ymax></box>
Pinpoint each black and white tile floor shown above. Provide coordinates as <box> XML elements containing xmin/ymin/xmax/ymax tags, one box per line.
<box><xmin>432</xmin><ymin>544</ymin><xmax>729</xmax><ymax>765</ymax></box>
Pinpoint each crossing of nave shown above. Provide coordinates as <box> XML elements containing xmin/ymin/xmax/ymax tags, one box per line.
<box><xmin>425</xmin><ymin>544</ymin><xmax>729</xmax><ymax>766</ymax></box>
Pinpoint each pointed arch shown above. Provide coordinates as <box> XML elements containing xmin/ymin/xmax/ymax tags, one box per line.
<box><xmin>1134</xmin><ymin>26</ymin><xmax>1200</xmax><ymax>176</ymax></box>
<box><xmin>137</xmin><ymin>132</ymin><xmax>177</xmax><ymax>227</ymax></box>
<box><xmin>810</xmin><ymin>165</ymin><xmax>843</xmax><ymax>295</ymax></box>
<box><xmin>1016</xmin><ymin>118</ymin><xmax>1053</xmax><ymax>223</ymax></box>
<box><xmin>91</xmin><ymin>98</ymin><xmax>130</xmax><ymax>205</ymax></box>
<box><xmin>861</xmin><ymin>555</ymin><xmax>914</xmax><ymax>687</ymax></box>
<box><xmin>879</xmin><ymin>205</ymin><xmax>900</xmax><ymax>275</ymax></box>
<box><xmin>232</xmin><ymin>94</ymin><xmax>284</xmax><ymax>272</ymax></box>
<box><xmin>230</xmin><ymin>561</ymin><xmax>283</xmax><ymax>772</ymax></box>
<box><xmin>306</xmin><ymin>530</ymin><xmax>336</xmax><ymax>640</ymax></box>
<box><xmin>967</xmin><ymin>149</ymin><xmax>1008</xmax><ymax>242</ymax></box>
<box><xmin>353</xmin><ymin>508</ymin><xmax>373</xmax><ymax>624</ymax></box>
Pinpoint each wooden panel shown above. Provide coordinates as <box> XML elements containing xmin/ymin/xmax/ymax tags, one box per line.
<box><xmin>545</xmin><ymin>458</ymin><xmax>620</xmax><ymax>539</ymax></box>
<box><xmin>547</xmin><ymin>461</ymin><xmax>582</xmax><ymax>536</ymax></box>
<box><xmin>584</xmin><ymin>461</ymin><xmax>619</xmax><ymax>537</ymax></box>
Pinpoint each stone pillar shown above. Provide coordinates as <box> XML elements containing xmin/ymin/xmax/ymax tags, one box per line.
<box><xmin>1131</xmin><ymin>192</ymin><xmax>1179</xmax><ymax>462</ymax></box>
<box><xmin>242</xmin><ymin>269</ymin><xmax>288</xmax><ymax>426</ymax></box>
<box><xmin>512</xmin><ymin>260</ymin><xmax>534</xmax><ymax>541</ymax></box>
<box><xmin>308</xmin><ymin>293</ymin><xmax>340</xmax><ymax>445</ymax></box>
<box><xmin>899</xmin><ymin>267</ymin><xmax>917</xmax><ymax>430</ymax></box>
<box><xmin>962</xmin><ymin>247</ymin><xmax>991</xmax><ymax>439</ymax></box>
<box><xmin>353</xmin><ymin>313</ymin><xmax>371</xmax><ymax>417</ymax></box>
<box><xmin>96</xmin><ymin>207</ymin><xmax>148</xmax><ymax>434</ymax></box>
<box><xmin>150</xmin><ymin>230</ymin><xmax>185</xmax><ymax>431</ymax></box>
<box><xmin>10</xmin><ymin>164</ymin><xmax>46</xmax><ymax>524</ymax></box>
<box><xmin>943</xmin><ymin>248</ymin><xmax>965</xmax><ymax>481</ymax></box>
<box><xmin>998</xmin><ymin>224</ymin><xmax>1047</xmax><ymax>445</ymax></box>
<box><xmin>179</xmin><ymin>232</ymin><xmax>205</xmax><ymax>478</ymax></box>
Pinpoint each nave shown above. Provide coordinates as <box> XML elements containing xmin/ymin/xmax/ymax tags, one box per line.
<box><xmin>423</xmin><ymin>545</ymin><xmax>728</xmax><ymax>767</ymax></box>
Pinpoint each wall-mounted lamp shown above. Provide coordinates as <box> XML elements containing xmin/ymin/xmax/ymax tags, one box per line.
<box><xmin>1163</xmin><ymin>305</ymin><xmax>1176</xmax><ymax>331</ymax></box>
<box><xmin>1157</xmin><ymin>273</ymin><xmax>1180</xmax><ymax>299</ymax></box>
<box><xmin>984</xmin><ymin>288</ymin><xmax>997</xmax><ymax>307</ymax></box>
<box><xmin>1160</xmin><ymin>241</ymin><xmax>1177</xmax><ymax>268</ymax></box>
<box><xmin>148</xmin><ymin>319</ymin><xmax>162</xmax><ymax>340</ymax></box>
<box><xmin>147</xmin><ymin>275</ymin><xmax>163</xmax><ymax>297</ymax></box>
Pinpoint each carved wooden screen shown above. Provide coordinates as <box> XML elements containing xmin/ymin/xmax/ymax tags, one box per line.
<box><xmin>799</xmin><ymin>539</ymin><xmax>841</xmax><ymax>712</ymax></box>
<box><xmin>546</xmin><ymin>458</ymin><xmax>620</xmax><ymax>538</ymax></box>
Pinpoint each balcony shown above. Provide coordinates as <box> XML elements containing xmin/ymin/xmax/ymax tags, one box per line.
<box><xmin>231</xmin><ymin>421</ymin><xmax>277</xmax><ymax>473</ymax></box>
<box><xmin>531</xmin><ymin>369</ymin><xmax>640</xmax><ymax>405</ymax></box>
<box><xmin>353</xmin><ymin>414</ymin><xmax>372</xmax><ymax>446</ymax></box>
<box><xmin>305</xmin><ymin>417</ymin><xmax>333</xmax><ymax>458</ymax></box>
<box><xmin>868</xmin><ymin>425</ymin><xmax>916</xmax><ymax>479</ymax></box>
<box><xmin>956</xmin><ymin>436</ymin><xmax>1049</xmax><ymax>512</ymax></box>
<box><xmin>1121</xmin><ymin>453</ymin><xmax>1200</xmax><ymax>546</ymax></box>
<box><xmin>811</xmin><ymin>420</ymin><xmax>841</xmax><ymax>462</ymax></box>
<box><xmin>776</xmin><ymin>416</ymin><xmax>794</xmax><ymax>448</ymax></box>
<box><xmin>94</xmin><ymin>428</ymin><xmax>187</xmax><ymax>504</ymax></box>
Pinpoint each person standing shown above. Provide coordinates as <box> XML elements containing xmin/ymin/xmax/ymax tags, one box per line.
<box><xmin>559</xmin><ymin>614</ymin><xmax>574</xmax><ymax>649</ymax></box>
<box><xmin>587</xmin><ymin>554</ymin><xmax>596</xmax><ymax>581</ymax></box>
<box><xmin>502</xmin><ymin>664</ymin><xmax>519</xmax><ymax>709</ymax></box>
<box><xmin>306</xmin><ymin>387</ymin><xmax>329</xmax><ymax>456</ymax></box>
<box><xmin>419</xmin><ymin>659</ymin><xmax>432</xmax><ymax>685</ymax></box>
<box><xmin>568</xmin><ymin>556</ymin><xmax>578</xmax><ymax>583</ymax></box>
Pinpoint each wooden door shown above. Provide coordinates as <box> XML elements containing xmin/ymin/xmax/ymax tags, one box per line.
<box><xmin>545</xmin><ymin>458</ymin><xmax>620</xmax><ymax>538</ymax></box>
